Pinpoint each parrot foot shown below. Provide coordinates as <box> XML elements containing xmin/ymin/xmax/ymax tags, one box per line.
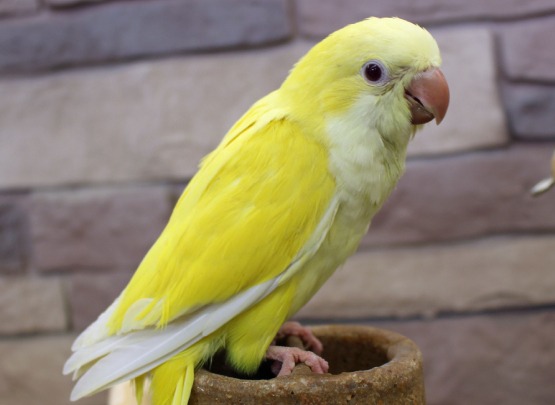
<box><xmin>274</xmin><ymin>321</ymin><xmax>323</xmax><ymax>355</ymax></box>
<box><xmin>265</xmin><ymin>345</ymin><xmax>329</xmax><ymax>377</ymax></box>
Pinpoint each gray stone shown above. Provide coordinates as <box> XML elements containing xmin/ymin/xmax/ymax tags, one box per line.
<box><xmin>45</xmin><ymin>0</ymin><xmax>110</xmax><ymax>7</ymax></box>
<box><xmin>364</xmin><ymin>144</ymin><xmax>555</xmax><ymax>247</ymax></box>
<box><xmin>0</xmin><ymin>42</ymin><xmax>309</xmax><ymax>189</ymax></box>
<box><xmin>0</xmin><ymin>335</ymin><xmax>106</xmax><ymax>405</ymax></box>
<box><xmin>0</xmin><ymin>194</ymin><xmax>29</xmax><ymax>274</ymax></box>
<box><xmin>374</xmin><ymin>310</ymin><xmax>555</xmax><ymax>405</ymax></box>
<box><xmin>500</xmin><ymin>15</ymin><xmax>555</xmax><ymax>82</ymax></box>
<box><xmin>502</xmin><ymin>82</ymin><xmax>555</xmax><ymax>139</ymax></box>
<box><xmin>0</xmin><ymin>277</ymin><xmax>67</xmax><ymax>335</ymax></box>
<box><xmin>0</xmin><ymin>0</ymin><xmax>39</xmax><ymax>17</ymax></box>
<box><xmin>297</xmin><ymin>0</ymin><xmax>555</xmax><ymax>37</ymax></box>
<box><xmin>29</xmin><ymin>186</ymin><xmax>172</xmax><ymax>272</ymax></box>
<box><xmin>408</xmin><ymin>28</ymin><xmax>509</xmax><ymax>156</ymax></box>
<box><xmin>0</xmin><ymin>0</ymin><xmax>292</xmax><ymax>73</ymax></box>
<box><xmin>298</xmin><ymin>235</ymin><xmax>555</xmax><ymax>319</ymax></box>
<box><xmin>69</xmin><ymin>271</ymin><xmax>133</xmax><ymax>331</ymax></box>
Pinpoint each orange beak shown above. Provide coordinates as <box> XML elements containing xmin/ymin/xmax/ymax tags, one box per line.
<box><xmin>405</xmin><ymin>68</ymin><xmax>450</xmax><ymax>125</ymax></box>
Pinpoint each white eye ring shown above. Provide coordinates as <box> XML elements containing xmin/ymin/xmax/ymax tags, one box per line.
<box><xmin>361</xmin><ymin>60</ymin><xmax>389</xmax><ymax>85</ymax></box>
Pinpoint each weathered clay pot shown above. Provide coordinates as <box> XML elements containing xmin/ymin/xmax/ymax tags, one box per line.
<box><xmin>189</xmin><ymin>325</ymin><xmax>425</xmax><ymax>404</ymax></box>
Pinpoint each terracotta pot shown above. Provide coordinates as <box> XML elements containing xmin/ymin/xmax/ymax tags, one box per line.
<box><xmin>190</xmin><ymin>325</ymin><xmax>425</xmax><ymax>404</ymax></box>
<box><xmin>108</xmin><ymin>325</ymin><xmax>425</xmax><ymax>405</ymax></box>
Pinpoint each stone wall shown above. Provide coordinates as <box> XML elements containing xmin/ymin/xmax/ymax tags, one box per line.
<box><xmin>1</xmin><ymin>1</ymin><xmax>554</xmax><ymax>404</ymax></box>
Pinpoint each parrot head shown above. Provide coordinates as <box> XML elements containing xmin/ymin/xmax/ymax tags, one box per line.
<box><xmin>281</xmin><ymin>17</ymin><xmax>449</xmax><ymax>140</ymax></box>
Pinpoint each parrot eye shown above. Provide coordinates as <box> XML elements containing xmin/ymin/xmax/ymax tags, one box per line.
<box><xmin>362</xmin><ymin>60</ymin><xmax>388</xmax><ymax>85</ymax></box>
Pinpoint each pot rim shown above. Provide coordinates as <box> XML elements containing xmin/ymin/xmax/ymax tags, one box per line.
<box><xmin>193</xmin><ymin>324</ymin><xmax>423</xmax><ymax>397</ymax></box>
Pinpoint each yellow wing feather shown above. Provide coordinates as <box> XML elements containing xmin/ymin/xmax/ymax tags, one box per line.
<box><xmin>108</xmin><ymin>93</ymin><xmax>336</xmax><ymax>333</ymax></box>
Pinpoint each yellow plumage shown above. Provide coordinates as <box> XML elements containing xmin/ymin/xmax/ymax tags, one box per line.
<box><xmin>110</xmin><ymin>111</ymin><xmax>335</xmax><ymax>330</ymax></box>
<box><xmin>65</xmin><ymin>17</ymin><xmax>449</xmax><ymax>405</ymax></box>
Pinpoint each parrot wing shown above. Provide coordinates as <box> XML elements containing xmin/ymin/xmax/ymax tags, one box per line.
<box><xmin>107</xmin><ymin>95</ymin><xmax>337</xmax><ymax>332</ymax></box>
<box><xmin>64</xmin><ymin>93</ymin><xmax>339</xmax><ymax>398</ymax></box>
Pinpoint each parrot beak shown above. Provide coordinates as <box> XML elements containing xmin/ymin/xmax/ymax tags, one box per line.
<box><xmin>405</xmin><ymin>68</ymin><xmax>449</xmax><ymax>125</ymax></box>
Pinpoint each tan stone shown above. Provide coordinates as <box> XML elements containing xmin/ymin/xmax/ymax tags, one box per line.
<box><xmin>0</xmin><ymin>335</ymin><xmax>106</xmax><ymax>405</ymax></box>
<box><xmin>378</xmin><ymin>310</ymin><xmax>555</xmax><ymax>405</ymax></box>
<box><xmin>69</xmin><ymin>271</ymin><xmax>133</xmax><ymax>331</ymax></box>
<box><xmin>408</xmin><ymin>28</ymin><xmax>509</xmax><ymax>156</ymax></box>
<box><xmin>298</xmin><ymin>235</ymin><xmax>555</xmax><ymax>319</ymax></box>
<box><xmin>0</xmin><ymin>42</ymin><xmax>309</xmax><ymax>189</ymax></box>
<box><xmin>500</xmin><ymin>15</ymin><xmax>555</xmax><ymax>82</ymax></box>
<box><xmin>0</xmin><ymin>194</ymin><xmax>30</xmax><ymax>274</ymax></box>
<box><xmin>0</xmin><ymin>0</ymin><xmax>38</xmax><ymax>17</ymax></box>
<box><xmin>0</xmin><ymin>277</ymin><xmax>67</xmax><ymax>335</ymax></box>
<box><xmin>29</xmin><ymin>186</ymin><xmax>172</xmax><ymax>272</ymax></box>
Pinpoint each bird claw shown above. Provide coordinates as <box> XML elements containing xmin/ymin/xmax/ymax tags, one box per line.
<box><xmin>274</xmin><ymin>321</ymin><xmax>324</xmax><ymax>355</ymax></box>
<box><xmin>267</xmin><ymin>321</ymin><xmax>328</xmax><ymax>377</ymax></box>
<box><xmin>265</xmin><ymin>345</ymin><xmax>329</xmax><ymax>377</ymax></box>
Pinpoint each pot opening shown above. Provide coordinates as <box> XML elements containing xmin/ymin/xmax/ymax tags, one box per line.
<box><xmin>203</xmin><ymin>331</ymin><xmax>390</xmax><ymax>380</ymax></box>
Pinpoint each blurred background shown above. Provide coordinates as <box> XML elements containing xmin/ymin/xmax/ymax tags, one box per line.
<box><xmin>1</xmin><ymin>0</ymin><xmax>555</xmax><ymax>404</ymax></box>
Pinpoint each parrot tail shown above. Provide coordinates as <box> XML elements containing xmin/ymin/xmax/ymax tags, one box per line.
<box><xmin>149</xmin><ymin>337</ymin><xmax>215</xmax><ymax>405</ymax></box>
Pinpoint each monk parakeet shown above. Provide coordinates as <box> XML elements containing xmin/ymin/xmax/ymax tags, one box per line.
<box><xmin>65</xmin><ymin>17</ymin><xmax>449</xmax><ymax>405</ymax></box>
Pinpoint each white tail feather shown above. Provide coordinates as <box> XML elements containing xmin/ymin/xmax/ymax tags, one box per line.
<box><xmin>64</xmin><ymin>335</ymin><xmax>129</xmax><ymax>376</ymax></box>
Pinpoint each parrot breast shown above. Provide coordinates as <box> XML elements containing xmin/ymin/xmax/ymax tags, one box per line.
<box><xmin>285</xmin><ymin>95</ymin><xmax>411</xmax><ymax>316</ymax></box>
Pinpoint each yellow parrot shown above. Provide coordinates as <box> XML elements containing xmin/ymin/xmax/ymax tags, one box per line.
<box><xmin>64</xmin><ymin>17</ymin><xmax>449</xmax><ymax>405</ymax></box>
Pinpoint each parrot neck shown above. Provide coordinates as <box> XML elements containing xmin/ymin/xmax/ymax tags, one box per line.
<box><xmin>325</xmin><ymin>94</ymin><xmax>411</xmax><ymax>218</ymax></box>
